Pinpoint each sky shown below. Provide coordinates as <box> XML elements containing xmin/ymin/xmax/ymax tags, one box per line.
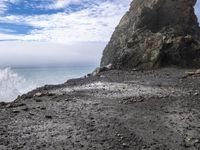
<box><xmin>0</xmin><ymin>0</ymin><xmax>199</xmax><ymax>67</ymax></box>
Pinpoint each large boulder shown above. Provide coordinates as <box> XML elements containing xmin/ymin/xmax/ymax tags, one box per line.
<box><xmin>101</xmin><ymin>0</ymin><xmax>200</xmax><ymax>69</ymax></box>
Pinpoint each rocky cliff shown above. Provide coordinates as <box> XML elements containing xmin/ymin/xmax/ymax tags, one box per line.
<box><xmin>101</xmin><ymin>0</ymin><xmax>200</xmax><ymax>69</ymax></box>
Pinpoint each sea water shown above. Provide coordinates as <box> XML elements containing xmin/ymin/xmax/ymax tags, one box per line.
<box><xmin>0</xmin><ymin>66</ymin><xmax>95</xmax><ymax>102</ymax></box>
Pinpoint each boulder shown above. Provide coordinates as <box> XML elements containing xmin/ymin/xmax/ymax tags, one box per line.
<box><xmin>91</xmin><ymin>64</ymin><xmax>113</xmax><ymax>76</ymax></box>
<box><xmin>101</xmin><ymin>0</ymin><xmax>200</xmax><ymax>69</ymax></box>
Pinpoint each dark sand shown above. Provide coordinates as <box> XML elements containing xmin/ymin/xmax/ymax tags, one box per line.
<box><xmin>0</xmin><ymin>68</ymin><xmax>200</xmax><ymax>150</ymax></box>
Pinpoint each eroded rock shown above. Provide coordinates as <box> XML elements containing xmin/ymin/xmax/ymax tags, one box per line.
<box><xmin>101</xmin><ymin>0</ymin><xmax>200</xmax><ymax>69</ymax></box>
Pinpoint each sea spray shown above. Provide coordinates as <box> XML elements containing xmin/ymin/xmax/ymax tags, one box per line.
<box><xmin>0</xmin><ymin>66</ymin><xmax>94</xmax><ymax>102</ymax></box>
<box><xmin>0</xmin><ymin>68</ymin><xmax>34</xmax><ymax>102</ymax></box>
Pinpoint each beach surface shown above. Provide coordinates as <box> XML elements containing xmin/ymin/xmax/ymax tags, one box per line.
<box><xmin>0</xmin><ymin>68</ymin><xmax>200</xmax><ymax>150</ymax></box>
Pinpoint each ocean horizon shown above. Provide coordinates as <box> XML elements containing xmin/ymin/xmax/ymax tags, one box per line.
<box><xmin>0</xmin><ymin>66</ymin><xmax>96</xmax><ymax>102</ymax></box>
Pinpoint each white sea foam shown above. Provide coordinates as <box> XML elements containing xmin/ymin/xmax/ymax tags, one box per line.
<box><xmin>0</xmin><ymin>68</ymin><xmax>34</xmax><ymax>102</ymax></box>
<box><xmin>0</xmin><ymin>66</ymin><xmax>94</xmax><ymax>102</ymax></box>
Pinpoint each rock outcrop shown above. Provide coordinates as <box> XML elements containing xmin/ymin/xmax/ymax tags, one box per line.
<box><xmin>101</xmin><ymin>0</ymin><xmax>200</xmax><ymax>69</ymax></box>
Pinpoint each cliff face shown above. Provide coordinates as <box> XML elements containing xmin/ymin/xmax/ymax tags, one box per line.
<box><xmin>101</xmin><ymin>0</ymin><xmax>200</xmax><ymax>69</ymax></box>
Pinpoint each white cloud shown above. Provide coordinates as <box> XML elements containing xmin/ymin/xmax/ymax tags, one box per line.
<box><xmin>0</xmin><ymin>0</ymin><xmax>199</xmax><ymax>44</ymax></box>
<box><xmin>0</xmin><ymin>41</ymin><xmax>106</xmax><ymax>67</ymax></box>
<box><xmin>0</xmin><ymin>0</ymin><xmax>199</xmax><ymax>68</ymax></box>
<box><xmin>0</xmin><ymin>0</ymin><xmax>132</xmax><ymax>43</ymax></box>
<box><xmin>47</xmin><ymin>0</ymin><xmax>80</xmax><ymax>9</ymax></box>
<box><xmin>0</xmin><ymin>33</ymin><xmax>23</xmax><ymax>40</ymax></box>
<box><xmin>0</xmin><ymin>1</ymin><xmax>8</xmax><ymax>14</ymax></box>
<box><xmin>0</xmin><ymin>0</ymin><xmax>18</xmax><ymax>14</ymax></box>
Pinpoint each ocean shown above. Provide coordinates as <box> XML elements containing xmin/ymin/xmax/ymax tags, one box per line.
<box><xmin>0</xmin><ymin>66</ymin><xmax>95</xmax><ymax>102</ymax></box>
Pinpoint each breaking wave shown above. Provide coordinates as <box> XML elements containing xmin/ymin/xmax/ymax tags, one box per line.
<box><xmin>0</xmin><ymin>68</ymin><xmax>34</xmax><ymax>102</ymax></box>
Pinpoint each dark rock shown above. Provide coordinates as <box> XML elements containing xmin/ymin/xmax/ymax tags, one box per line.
<box><xmin>101</xmin><ymin>0</ymin><xmax>200</xmax><ymax>70</ymax></box>
<box><xmin>35</xmin><ymin>98</ymin><xmax>43</xmax><ymax>102</ymax></box>
<box><xmin>45</xmin><ymin>115</ymin><xmax>52</xmax><ymax>119</ymax></box>
<box><xmin>21</xmin><ymin>93</ymin><xmax>33</xmax><ymax>99</ymax></box>
<box><xmin>40</xmin><ymin>107</ymin><xmax>46</xmax><ymax>110</ymax></box>
<box><xmin>29</xmin><ymin>112</ymin><xmax>35</xmax><ymax>116</ymax></box>
<box><xmin>21</xmin><ymin>107</ymin><xmax>29</xmax><ymax>111</ymax></box>
<box><xmin>12</xmin><ymin>110</ymin><xmax>20</xmax><ymax>114</ymax></box>
<box><xmin>1</xmin><ymin>68</ymin><xmax>200</xmax><ymax>150</ymax></box>
<box><xmin>6</xmin><ymin>104</ymin><xmax>12</xmax><ymax>108</ymax></box>
<box><xmin>17</xmin><ymin>103</ymin><xmax>26</xmax><ymax>107</ymax></box>
<box><xmin>0</xmin><ymin>102</ymin><xmax>7</xmax><ymax>107</ymax></box>
<box><xmin>47</xmin><ymin>92</ymin><xmax>55</xmax><ymax>96</ymax></box>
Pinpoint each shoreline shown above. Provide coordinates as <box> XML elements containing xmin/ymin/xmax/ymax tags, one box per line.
<box><xmin>0</xmin><ymin>68</ymin><xmax>200</xmax><ymax>149</ymax></box>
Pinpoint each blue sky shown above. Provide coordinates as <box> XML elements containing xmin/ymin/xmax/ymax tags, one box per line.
<box><xmin>0</xmin><ymin>0</ymin><xmax>199</xmax><ymax>42</ymax></box>
<box><xmin>0</xmin><ymin>0</ymin><xmax>132</xmax><ymax>42</ymax></box>
<box><xmin>0</xmin><ymin>0</ymin><xmax>199</xmax><ymax>67</ymax></box>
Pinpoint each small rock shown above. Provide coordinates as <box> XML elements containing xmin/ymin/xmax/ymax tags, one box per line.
<box><xmin>194</xmin><ymin>139</ymin><xmax>200</xmax><ymax>144</ymax></box>
<box><xmin>22</xmin><ymin>94</ymin><xmax>33</xmax><ymax>99</ymax></box>
<box><xmin>12</xmin><ymin>110</ymin><xmax>20</xmax><ymax>113</ymax></box>
<box><xmin>0</xmin><ymin>102</ymin><xmax>7</xmax><ymax>106</ymax></box>
<box><xmin>116</xmin><ymin>133</ymin><xmax>121</xmax><ymax>137</ymax></box>
<box><xmin>6</xmin><ymin>104</ymin><xmax>12</xmax><ymax>108</ymax></box>
<box><xmin>34</xmin><ymin>92</ymin><xmax>43</xmax><ymax>97</ymax></box>
<box><xmin>185</xmin><ymin>72</ymin><xmax>195</xmax><ymax>76</ymax></box>
<box><xmin>184</xmin><ymin>142</ymin><xmax>191</xmax><ymax>148</ymax></box>
<box><xmin>142</xmin><ymin>145</ymin><xmax>148</xmax><ymax>149</ymax></box>
<box><xmin>92</xmin><ymin>67</ymin><xmax>101</xmax><ymax>76</ymax></box>
<box><xmin>35</xmin><ymin>99</ymin><xmax>43</xmax><ymax>102</ymax></box>
<box><xmin>29</xmin><ymin>112</ymin><xmax>35</xmax><ymax>116</ymax></box>
<box><xmin>91</xmin><ymin>64</ymin><xmax>112</xmax><ymax>76</ymax></box>
<box><xmin>47</xmin><ymin>92</ymin><xmax>55</xmax><ymax>96</ymax></box>
<box><xmin>181</xmin><ymin>75</ymin><xmax>187</xmax><ymax>79</ymax></box>
<box><xmin>40</xmin><ymin>107</ymin><xmax>46</xmax><ymax>110</ymax></box>
<box><xmin>122</xmin><ymin>143</ymin><xmax>129</xmax><ymax>148</ymax></box>
<box><xmin>17</xmin><ymin>103</ymin><xmax>26</xmax><ymax>107</ymax></box>
<box><xmin>45</xmin><ymin>115</ymin><xmax>52</xmax><ymax>119</ymax></box>
<box><xmin>195</xmin><ymin>69</ymin><xmax>200</xmax><ymax>74</ymax></box>
<box><xmin>21</xmin><ymin>107</ymin><xmax>29</xmax><ymax>111</ymax></box>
